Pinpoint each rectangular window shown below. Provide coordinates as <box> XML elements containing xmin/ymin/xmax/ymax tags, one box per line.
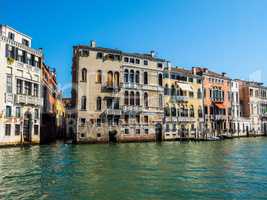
<box><xmin>135</xmin><ymin>59</ymin><xmax>140</xmax><ymax>64</ymax></box>
<box><xmin>145</xmin><ymin>129</ymin><xmax>149</xmax><ymax>134</ymax></box>
<box><xmin>15</xmin><ymin>107</ymin><xmax>21</xmax><ymax>117</ymax></box>
<box><xmin>124</xmin><ymin>57</ymin><xmax>129</xmax><ymax>62</ymax></box>
<box><xmin>33</xmin><ymin>84</ymin><xmax>39</xmax><ymax>97</ymax></box>
<box><xmin>144</xmin><ymin>60</ymin><xmax>148</xmax><ymax>65</ymax></box>
<box><xmin>34</xmin><ymin>125</ymin><xmax>39</xmax><ymax>135</ymax></box>
<box><xmin>125</xmin><ymin>129</ymin><xmax>129</xmax><ymax>134</ymax></box>
<box><xmin>136</xmin><ymin>129</ymin><xmax>140</xmax><ymax>134</ymax></box>
<box><xmin>6</xmin><ymin>106</ymin><xmax>12</xmax><ymax>117</ymax></box>
<box><xmin>16</xmin><ymin>79</ymin><xmax>23</xmax><ymax>94</ymax></box>
<box><xmin>144</xmin><ymin>116</ymin><xmax>148</xmax><ymax>124</ymax></box>
<box><xmin>157</xmin><ymin>63</ymin><xmax>163</xmax><ymax>68</ymax></box>
<box><xmin>15</xmin><ymin>124</ymin><xmax>20</xmax><ymax>135</ymax></box>
<box><xmin>96</xmin><ymin>118</ymin><xmax>101</xmax><ymax>127</ymax></box>
<box><xmin>5</xmin><ymin>124</ymin><xmax>11</xmax><ymax>136</ymax></box>
<box><xmin>6</xmin><ymin>74</ymin><xmax>12</xmax><ymax>93</ymax></box>
<box><xmin>34</xmin><ymin>109</ymin><xmax>39</xmax><ymax>119</ymax></box>
<box><xmin>24</xmin><ymin>81</ymin><xmax>32</xmax><ymax>95</ymax></box>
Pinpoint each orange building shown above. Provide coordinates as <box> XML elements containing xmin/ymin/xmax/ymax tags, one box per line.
<box><xmin>193</xmin><ymin>67</ymin><xmax>231</xmax><ymax>136</ymax></box>
<box><xmin>40</xmin><ymin>63</ymin><xmax>65</xmax><ymax>143</ymax></box>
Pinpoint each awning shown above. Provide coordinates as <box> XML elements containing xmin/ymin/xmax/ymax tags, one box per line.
<box><xmin>177</xmin><ymin>82</ymin><xmax>193</xmax><ymax>92</ymax></box>
<box><xmin>215</xmin><ymin>103</ymin><xmax>224</xmax><ymax>109</ymax></box>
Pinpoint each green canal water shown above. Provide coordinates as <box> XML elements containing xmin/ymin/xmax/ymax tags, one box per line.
<box><xmin>1</xmin><ymin>138</ymin><xmax>267</xmax><ymax>200</ymax></box>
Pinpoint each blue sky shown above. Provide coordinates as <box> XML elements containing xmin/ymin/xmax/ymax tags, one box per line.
<box><xmin>2</xmin><ymin>0</ymin><xmax>267</xmax><ymax>96</ymax></box>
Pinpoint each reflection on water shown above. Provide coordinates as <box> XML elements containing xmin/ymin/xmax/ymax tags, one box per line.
<box><xmin>1</xmin><ymin>138</ymin><xmax>267</xmax><ymax>200</ymax></box>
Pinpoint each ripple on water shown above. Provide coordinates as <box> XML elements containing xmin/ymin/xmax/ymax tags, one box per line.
<box><xmin>1</xmin><ymin>138</ymin><xmax>267</xmax><ymax>200</ymax></box>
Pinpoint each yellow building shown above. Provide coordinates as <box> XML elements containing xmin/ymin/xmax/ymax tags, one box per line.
<box><xmin>163</xmin><ymin>67</ymin><xmax>204</xmax><ymax>140</ymax></box>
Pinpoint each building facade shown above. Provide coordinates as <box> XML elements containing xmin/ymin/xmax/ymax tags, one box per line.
<box><xmin>163</xmin><ymin>66</ymin><xmax>204</xmax><ymax>140</ymax></box>
<box><xmin>260</xmin><ymin>86</ymin><xmax>267</xmax><ymax>135</ymax></box>
<box><xmin>72</xmin><ymin>41</ymin><xmax>165</xmax><ymax>143</ymax></box>
<box><xmin>40</xmin><ymin>63</ymin><xmax>65</xmax><ymax>143</ymax></box>
<box><xmin>194</xmin><ymin>67</ymin><xmax>231</xmax><ymax>136</ymax></box>
<box><xmin>0</xmin><ymin>25</ymin><xmax>42</xmax><ymax>145</ymax></box>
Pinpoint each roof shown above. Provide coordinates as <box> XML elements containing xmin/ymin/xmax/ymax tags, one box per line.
<box><xmin>193</xmin><ymin>67</ymin><xmax>230</xmax><ymax>80</ymax></box>
<box><xmin>73</xmin><ymin>45</ymin><xmax>166</xmax><ymax>62</ymax></box>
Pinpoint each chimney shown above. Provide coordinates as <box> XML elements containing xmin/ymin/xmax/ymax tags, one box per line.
<box><xmin>222</xmin><ymin>72</ymin><xmax>226</xmax><ymax>76</ymax></box>
<box><xmin>204</xmin><ymin>68</ymin><xmax>208</xmax><ymax>73</ymax></box>
<box><xmin>90</xmin><ymin>40</ymin><xmax>96</xmax><ymax>48</ymax></box>
<box><xmin>192</xmin><ymin>67</ymin><xmax>197</xmax><ymax>75</ymax></box>
<box><xmin>150</xmin><ymin>50</ymin><xmax>155</xmax><ymax>57</ymax></box>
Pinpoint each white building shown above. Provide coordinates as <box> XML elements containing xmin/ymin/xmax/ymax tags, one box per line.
<box><xmin>0</xmin><ymin>25</ymin><xmax>42</xmax><ymax>146</ymax></box>
<box><xmin>230</xmin><ymin>80</ymin><xmax>251</xmax><ymax>136</ymax></box>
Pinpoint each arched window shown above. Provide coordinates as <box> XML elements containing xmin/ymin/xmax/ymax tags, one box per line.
<box><xmin>81</xmin><ymin>68</ymin><xmax>87</xmax><ymax>82</ymax></box>
<box><xmin>136</xmin><ymin>92</ymin><xmax>140</xmax><ymax>106</ymax></box>
<box><xmin>124</xmin><ymin>69</ymin><xmax>129</xmax><ymax>83</ymax></box>
<box><xmin>107</xmin><ymin>71</ymin><xmax>113</xmax><ymax>86</ymax></box>
<box><xmin>130</xmin><ymin>70</ymin><xmax>134</xmax><ymax>83</ymax></box>
<box><xmin>164</xmin><ymin>84</ymin><xmax>169</xmax><ymax>95</ymax></box>
<box><xmin>96</xmin><ymin>70</ymin><xmax>102</xmax><ymax>83</ymax></box>
<box><xmin>124</xmin><ymin>91</ymin><xmax>129</xmax><ymax>105</ymax></box>
<box><xmin>171</xmin><ymin>107</ymin><xmax>176</xmax><ymax>117</ymax></box>
<box><xmin>159</xmin><ymin>94</ymin><xmax>163</xmax><ymax>108</ymax></box>
<box><xmin>144</xmin><ymin>92</ymin><xmax>148</xmax><ymax>107</ymax></box>
<box><xmin>171</xmin><ymin>85</ymin><xmax>176</xmax><ymax>96</ymax></box>
<box><xmin>81</xmin><ymin>96</ymin><xmax>86</xmax><ymax>110</ymax></box>
<box><xmin>114</xmin><ymin>71</ymin><xmax>120</xmax><ymax>87</ymax></box>
<box><xmin>96</xmin><ymin>97</ymin><xmax>101</xmax><ymax>111</ymax></box>
<box><xmin>130</xmin><ymin>91</ymin><xmax>135</xmax><ymax>105</ymax></box>
<box><xmin>144</xmin><ymin>72</ymin><xmax>148</xmax><ymax>85</ymax></box>
<box><xmin>158</xmin><ymin>73</ymin><xmax>163</xmax><ymax>86</ymax></box>
<box><xmin>190</xmin><ymin>106</ymin><xmax>194</xmax><ymax>117</ymax></box>
<box><xmin>135</xmin><ymin>71</ymin><xmax>140</xmax><ymax>84</ymax></box>
<box><xmin>198</xmin><ymin>106</ymin><xmax>203</xmax><ymax>118</ymax></box>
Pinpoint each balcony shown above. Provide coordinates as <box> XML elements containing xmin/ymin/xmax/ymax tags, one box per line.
<box><xmin>177</xmin><ymin>117</ymin><xmax>195</xmax><ymax>122</ymax></box>
<box><xmin>5</xmin><ymin>93</ymin><xmax>13</xmax><ymax>103</ymax></box>
<box><xmin>215</xmin><ymin>115</ymin><xmax>227</xmax><ymax>120</ymax></box>
<box><xmin>15</xmin><ymin>94</ymin><xmax>41</xmax><ymax>106</ymax></box>
<box><xmin>142</xmin><ymin>84</ymin><xmax>164</xmax><ymax>92</ymax></box>
<box><xmin>101</xmin><ymin>84</ymin><xmax>120</xmax><ymax>93</ymax></box>
<box><xmin>211</xmin><ymin>98</ymin><xmax>224</xmax><ymax>103</ymax></box>
<box><xmin>105</xmin><ymin>108</ymin><xmax>122</xmax><ymax>116</ymax></box>
<box><xmin>123</xmin><ymin>105</ymin><xmax>142</xmax><ymax>113</ymax></box>
<box><xmin>171</xmin><ymin>96</ymin><xmax>189</xmax><ymax>102</ymax></box>
<box><xmin>122</xmin><ymin>83</ymin><xmax>141</xmax><ymax>89</ymax></box>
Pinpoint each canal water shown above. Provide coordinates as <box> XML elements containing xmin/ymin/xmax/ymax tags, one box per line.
<box><xmin>1</xmin><ymin>138</ymin><xmax>267</xmax><ymax>200</ymax></box>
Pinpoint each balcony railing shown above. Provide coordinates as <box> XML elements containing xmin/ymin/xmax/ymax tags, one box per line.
<box><xmin>171</xmin><ymin>96</ymin><xmax>189</xmax><ymax>102</ymax></box>
<box><xmin>215</xmin><ymin>115</ymin><xmax>227</xmax><ymax>120</ymax></box>
<box><xmin>177</xmin><ymin>117</ymin><xmax>195</xmax><ymax>122</ymax></box>
<box><xmin>0</xmin><ymin>35</ymin><xmax>42</xmax><ymax>57</ymax></box>
<box><xmin>105</xmin><ymin>108</ymin><xmax>122</xmax><ymax>115</ymax></box>
<box><xmin>101</xmin><ymin>84</ymin><xmax>120</xmax><ymax>93</ymax></box>
<box><xmin>15</xmin><ymin>94</ymin><xmax>41</xmax><ymax>106</ymax></box>
<box><xmin>123</xmin><ymin>105</ymin><xmax>142</xmax><ymax>113</ymax></box>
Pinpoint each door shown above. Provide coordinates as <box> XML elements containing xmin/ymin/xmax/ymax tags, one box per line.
<box><xmin>155</xmin><ymin>123</ymin><xmax>162</xmax><ymax>142</ymax></box>
<box><xmin>23</xmin><ymin>112</ymin><xmax>32</xmax><ymax>142</ymax></box>
<box><xmin>264</xmin><ymin>123</ymin><xmax>267</xmax><ymax>135</ymax></box>
<box><xmin>109</xmin><ymin>130</ymin><xmax>117</xmax><ymax>143</ymax></box>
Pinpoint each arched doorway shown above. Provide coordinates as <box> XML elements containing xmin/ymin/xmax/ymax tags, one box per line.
<box><xmin>155</xmin><ymin>123</ymin><xmax>162</xmax><ymax>142</ymax></box>
<box><xmin>23</xmin><ymin>112</ymin><xmax>32</xmax><ymax>142</ymax></box>
<box><xmin>109</xmin><ymin>130</ymin><xmax>117</xmax><ymax>143</ymax></box>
